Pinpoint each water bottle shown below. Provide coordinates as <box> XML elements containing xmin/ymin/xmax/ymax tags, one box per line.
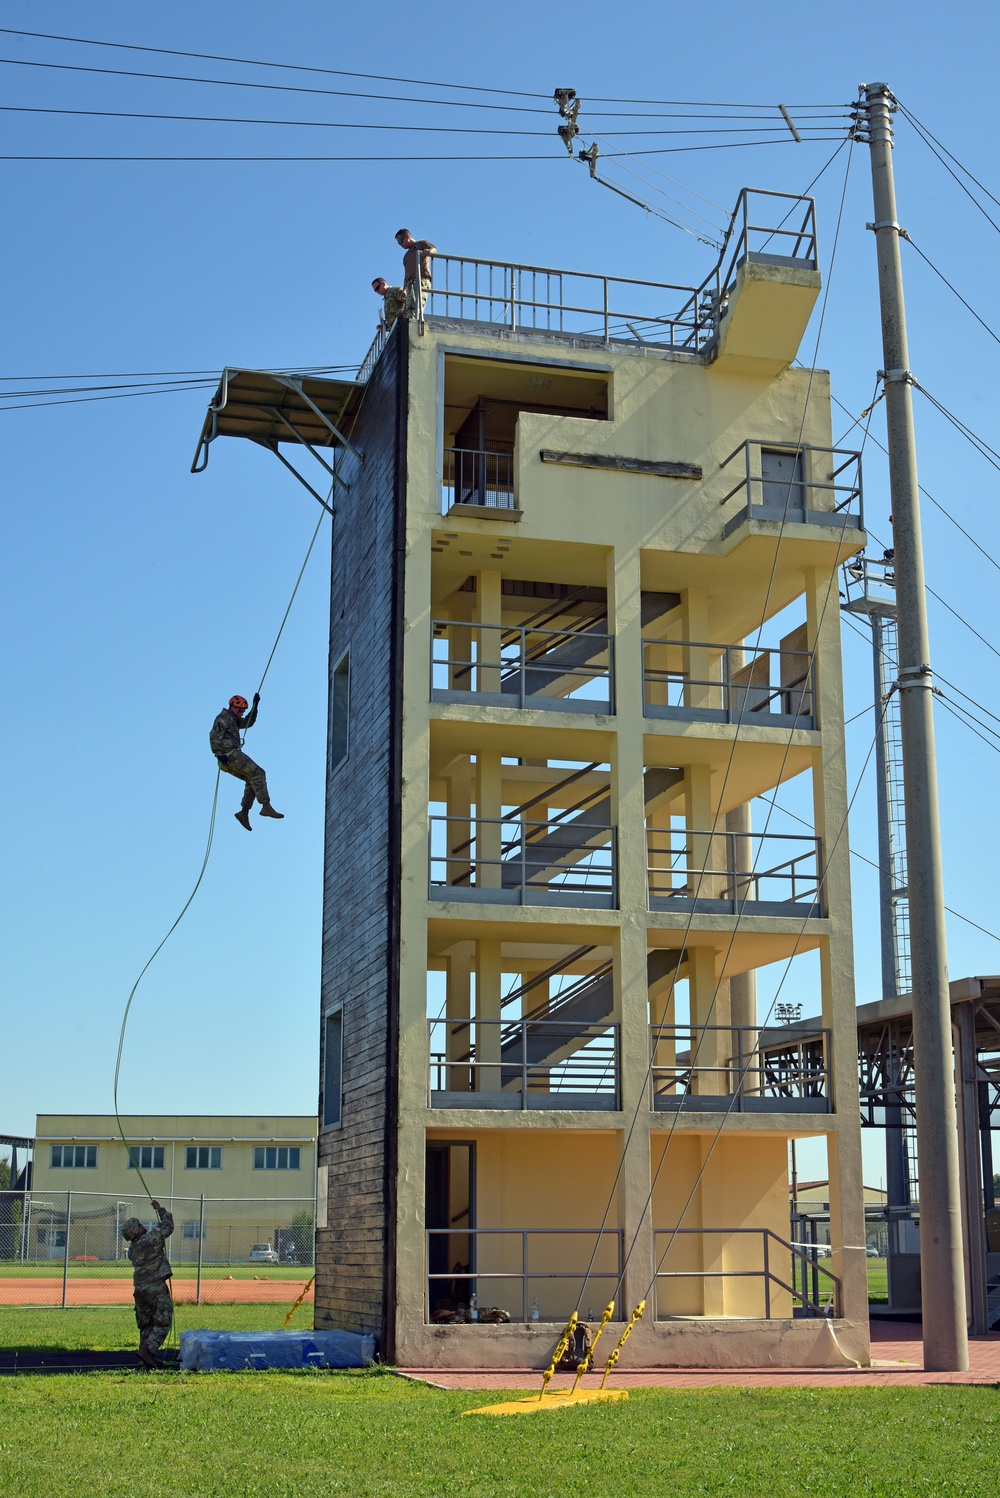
<box><xmin>469</xmin><ymin>1291</ymin><xmax>478</xmax><ymax>1322</ymax></box>
<box><xmin>531</xmin><ymin>1296</ymin><xmax>540</xmax><ymax>1322</ymax></box>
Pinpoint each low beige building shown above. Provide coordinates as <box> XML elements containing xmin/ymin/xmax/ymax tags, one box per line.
<box><xmin>29</xmin><ymin>1114</ymin><xmax>317</xmax><ymax>1264</ymax></box>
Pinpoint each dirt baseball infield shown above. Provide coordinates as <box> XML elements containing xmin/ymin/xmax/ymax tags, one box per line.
<box><xmin>0</xmin><ymin>1278</ymin><xmax>314</xmax><ymax>1307</ymax></box>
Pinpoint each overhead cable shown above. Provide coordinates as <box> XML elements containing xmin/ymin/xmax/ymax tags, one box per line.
<box><xmin>830</xmin><ymin>391</ymin><xmax>1000</xmax><ymax>579</ymax></box>
<box><xmin>0</xmin><ymin>103</ymin><xmax>843</xmax><ymax>139</ymax></box>
<box><xmin>897</xmin><ymin>101</ymin><xmax>1000</xmax><ymax>236</ymax></box>
<box><xmin>0</xmin><ymin>139</ymin><xmax>848</xmax><ymax>163</ymax></box>
<box><xmin>758</xmin><ymin>792</ymin><xmax>1000</xmax><ymax>945</ymax></box>
<box><xmin>901</xmin><ymin>232</ymin><xmax>1000</xmax><ymax>350</ymax></box>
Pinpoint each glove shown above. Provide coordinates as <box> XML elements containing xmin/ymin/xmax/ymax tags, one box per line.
<box><xmin>253</xmin><ymin>693</ymin><xmax>260</xmax><ymax>706</ymax></box>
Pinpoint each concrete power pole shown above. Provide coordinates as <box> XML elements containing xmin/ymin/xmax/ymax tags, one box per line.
<box><xmin>859</xmin><ymin>82</ymin><xmax>968</xmax><ymax>1370</ymax></box>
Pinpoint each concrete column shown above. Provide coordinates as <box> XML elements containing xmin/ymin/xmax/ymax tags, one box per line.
<box><xmin>474</xmin><ymin>568</ymin><xmax>502</xmax><ymax>695</ymax></box>
<box><xmin>446</xmin><ymin>947</ymin><xmax>473</xmax><ymax>1093</ymax></box>
<box><xmin>475</xmin><ymin>751</ymin><xmax>503</xmax><ymax>894</ymax></box>
<box><xmin>608</xmin><ymin>542</ymin><xmax>655</xmax><ymax>1320</ymax></box>
<box><xmin>681</xmin><ymin>588</ymin><xmax>715</xmax><ymax>712</ymax></box>
<box><xmin>476</xmin><ymin>938</ymin><xmax>503</xmax><ymax>1079</ymax></box>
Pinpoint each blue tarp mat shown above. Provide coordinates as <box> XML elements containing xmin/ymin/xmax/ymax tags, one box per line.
<box><xmin>179</xmin><ymin>1328</ymin><xmax>375</xmax><ymax>1372</ymax></box>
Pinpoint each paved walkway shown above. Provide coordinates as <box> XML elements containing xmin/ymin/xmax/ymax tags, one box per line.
<box><xmin>401</xmin><ymin>1324</ymin><xmax>1000</xmax><ymax>1390</ymax></box>
<box><xmin>0</xmin><ymin>1278</ymin><xmax>313</xmax><ymax>1307</ymax></box>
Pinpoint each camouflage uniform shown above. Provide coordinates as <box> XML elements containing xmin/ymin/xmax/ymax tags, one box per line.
<box><xmin>402</xmin><ymin>239</ymin><xmax>435</xmax><ymax>319</ymax></box>
<box><xmin>129</xmin><ymin>1204</ymin><xmax>174</xmax><ymax>1357</ymax></box>
<box><xmin>381</xmin><ymin>284</ymin><xmax>407</xmax><ymax>332</ymax></box>
<box><xmin>210</xmin><ymin>703</ymin><xmax>270</xmax><ymax>809</ymax></box>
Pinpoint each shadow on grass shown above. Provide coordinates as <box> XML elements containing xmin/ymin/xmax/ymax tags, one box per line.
<box><xmin>0</xmin><ymin>1347</ymin><xmax>181</xmax><ymax>1376</ymax></box>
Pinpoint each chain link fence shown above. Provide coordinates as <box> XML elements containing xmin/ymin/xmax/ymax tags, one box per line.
<box><xmin>0</xmin><ymin>1189</ymin><xmax>315</xmax><ymax>1307</ymax></box>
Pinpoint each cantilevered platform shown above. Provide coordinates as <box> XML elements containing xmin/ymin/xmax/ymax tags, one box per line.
<box><xmin>191</xmin><ymin>367</ymin><xmax>366</xmax><ymax>511</ymax></box>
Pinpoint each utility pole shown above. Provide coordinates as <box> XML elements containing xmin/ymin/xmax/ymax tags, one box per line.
<box><xmin>858</xmin><ymin>82</ymin><xmax>968</xmax><ymax>1370</ymax></box>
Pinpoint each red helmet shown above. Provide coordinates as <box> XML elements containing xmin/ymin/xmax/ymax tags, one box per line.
<box><xmin>229</xmin><ymin>695</ymin><xmax>249</xmax><ymax>714</ymax></box>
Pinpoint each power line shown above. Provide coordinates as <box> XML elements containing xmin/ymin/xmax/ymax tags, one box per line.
<box><xmin>0</xmin><ymin>365</ymin><xmax>357</xmax><ymax>380</ymax></box>
<box><xmin>933</xmin><ymin>671</ymin><xmax>1000</xmax><ymax>731</ymax></box>
<box><xmin>897</xmin><ymin>103</ymin><xmax>1000</xmax><ymax>238</ymax></box>
<box><xmin>830</xmin><ymin>391</ymin><xmax>1000</xmax><ymax>579</ymax></box>
<box><xmin>902</xmin><ymin>233</ymin><xmax>1000</xmax><ymax>350</ymax></box>
<box><xmin>0</xmin><ymin>103</ymin><xmax>842</xmax><ymax>139</ymax></box>
<box><xmin>938</xmin><ymin>693</ymin><xmax>1000</xmax><ymax>756</ymax></box>
<box><xmin>758</xmin><ymin>792</ymin><xmax>1000</xmax><ymax>946</ymax></box>
<box><xmin>897</xmin><ymin>100</ymin><xmax>1000</xmax><ymax>220</ymax></box>
<box><xmin>0</xmin><ymin>26</ymin><xmax>552</xmax><ymax>99</ymax></box>
<box><xmin>0</xmin><ymin>139</ymin><xmax>848</xmax><ymax>163</ymax></box>
<box><xmin>911</xmin><ymin>379</ymin><xmax>1000</xmax><ymax>474</ymax></box>
<box><xmin>0</xmin><ymin>30</ymin><xmax>853</xmax><ymax>119</ymax></box>
<box><xmin>0</xmin><ymin>53</ymin><xmax>852</xmax><ymax>129</ymax></box>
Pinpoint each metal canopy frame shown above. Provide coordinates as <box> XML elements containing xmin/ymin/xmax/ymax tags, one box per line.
<box><xmin>190</xmin><ymin>367</ymin><xmax>366</xmax><ymax>513</ymax></box>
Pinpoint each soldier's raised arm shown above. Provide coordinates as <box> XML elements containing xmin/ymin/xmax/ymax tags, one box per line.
<box><xmin>151</xmin><ymin>1200</ymin><xmax>175</xmax><ymax>1238</ymax></box>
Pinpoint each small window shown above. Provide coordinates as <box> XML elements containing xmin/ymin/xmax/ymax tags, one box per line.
<box><xmin>330</xmin><ymin>651</ymin><xmax>350</xmax><ymax>772</ymax></box>
<box><xmin>51</xmin><ymin>1145</ymin><xmax>97</xmax><ymax>1169</ymax></box>
<box><xmin>181</xmin><ymin>1220</ymin><xmax>208</xmax><ymax>1241</ymax></box>
<box><xmin>253</xmin><ymin>1145</ymin><xmax>301</xmax><ymax>1170</ymax></box>
<box><xmin>323</xmin><ymin>1010</ymin><xmax>344</xmax><ymax>1129</ymax></box>
<box><xmin>127</xmin><ymin>1146</ymin><xmax>164</xmax><ymax>1171</ymax></box>
<box><xmin>185</xmin><ymin>1146</ymin><xmax>222</xmax><ymax>1170</ymax></box>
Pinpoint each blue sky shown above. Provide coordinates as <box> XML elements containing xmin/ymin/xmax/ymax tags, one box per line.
<box><xmin>3</xmin><ymin>2</ymin><xmax>1000</xmax><ymax>1194</ymax></box>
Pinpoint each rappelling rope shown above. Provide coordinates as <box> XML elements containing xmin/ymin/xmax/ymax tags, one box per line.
<box><xmin>112</xmin><ymin>503</ymin><xmax>329</xmax><ymax>1204</ymax></box>
<box><xmin>112</xmin><ymin>368</ymin><xmax>371</xmax><ymax>1358</ymax></box>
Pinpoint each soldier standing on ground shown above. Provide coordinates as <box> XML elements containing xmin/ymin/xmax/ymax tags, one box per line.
<box><xmin>396</xmin><ymin>228</ymin><xmax>436</xmax><ymax>319</ymax></box>
<box><xmin>121</xmin><ymin>1200</ymin><xmax>175</xmax><ymax>1369</ymax></box>
<box><xmin>372</xmin><ymin>277</ymin><xmax>407</xmax><ymax>333</ymax></box>
<box><xmin>209</xmin><ymin>693</ymin><xmax>284</xmax><ymax>830</ymax></box>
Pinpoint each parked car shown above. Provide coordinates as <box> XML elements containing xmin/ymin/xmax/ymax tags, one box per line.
<box><xmin>250</xmin><ymin>1243</ymin><xmax>279</xmax><ymax>1264</ymax></box>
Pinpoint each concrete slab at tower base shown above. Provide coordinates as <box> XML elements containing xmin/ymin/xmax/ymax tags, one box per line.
<box><xmin>397</xmin><ymin>1317</ymin><xmax>871</xmax><ymax>1370</ymax></box>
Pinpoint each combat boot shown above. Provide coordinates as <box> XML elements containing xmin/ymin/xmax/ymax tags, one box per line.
<box><xmin>137</xmin><ymin>1346</ymin><xmax>160</xmax><ymax>1369</ymax></box>
<box><xmin>235</xmin><ymin>808</ymin><xmax>253</xmax><ymax>831</ymax></box>
<box><xmin>260</xmin><ymin>803</ymin><xmax>284</xmax><ymax>819</ymax></box>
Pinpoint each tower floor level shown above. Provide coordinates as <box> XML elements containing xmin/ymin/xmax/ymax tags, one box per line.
<box><xmin>201</xmin><ymin>199</ymin><xmax>870</xmax><ymax>1368</ymax></box>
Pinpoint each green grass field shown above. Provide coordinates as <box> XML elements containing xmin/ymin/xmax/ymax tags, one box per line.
<box><xmin>0</xmin><ymin>1302</ymin><xmax>310</xmax><ymax>1351</ymax></box>
<box><xmin>0</xmin><ymin>1376</ymin><xmax>997</xmax><ymax>1498</ymax></box>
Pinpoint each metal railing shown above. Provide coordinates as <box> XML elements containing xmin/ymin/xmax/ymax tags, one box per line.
<box><xmin>653</xmin><ymin>1227</ymin><xmax>841</xmax><ymax>1319</ymax></box>
<box><xmin>355</xmin><ymin>190</ymin><xmax>821</xmax><ymax>378</ymax></box>
<box><xmin>646</xmin><ymin>829</ymin><xmax>823</xmax><ymax>914</ymax></box>
<box><xmin>442</xmin><ymin>447</ymin><xmax>516</xmax><ymax>510</ymax></box>
<box><xmin>426</xmin><ymin>1226</ymin><xmax>622</xmax><ymax>1324</ymax></box>
<box><xmin>650</xmin><ymin>1023</ymin><xmax>831</xmax><ymax>1112</ymax></box>
<box><xmin>430</xmin><ymin>815</ymin><xmax>618</xmax><ymax>907</ymax></box>
<box><xmin>431</xmin><ymin>619</ymin><xmax>615</xmax><ymax>713</ymax></box>
<box><xmin>429</xmin><ymin>1017</ymin><xmax>619</xmax><ymax>1110</ymax></box>
<box><xmin>719</xmin><ymin>441</ymin><xmax>864</xmax><ymax>531</ymax></box>
<box><xmin>426</xmin><ymin>256</ymin><xmax>712</xmax><ymax>349</ymax></box>
<box><xmin>642</xmin><ymin>639</ymin><xmax>813</xmax><ymax>726</ymax></box>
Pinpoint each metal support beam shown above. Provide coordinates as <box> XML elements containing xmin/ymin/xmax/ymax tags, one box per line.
<box><xmin>249</xmin><ymin>439</ymin><xmax>334</xmax><ymax>516</ymax></box>
<box><xmin>861</xmin><ymin>81</ymin><xmax>968</xmax><ymax>1370</ymax></box>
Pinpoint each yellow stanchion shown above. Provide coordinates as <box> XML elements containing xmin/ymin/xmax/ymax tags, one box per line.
<box><xmin>281</xmin><ymin>1276</ymin><xmax>315</xmax><ymax>1330</ymax></box>
<box><xmin>571</xmin><ymin>1300</ymin><xmax>615</xmax><ymax>1395</ymax></box>
<box><xmin>464</xmin><ymin>1303</ymin><xmax>630</xmax><ymax>1417</ymax></box>
<box><xmin>600</xmin><ymin>1298</ymin><xmax>644</xmax><ymax>1388</ymax></box>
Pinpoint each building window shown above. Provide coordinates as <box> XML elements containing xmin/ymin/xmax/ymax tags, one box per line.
<box><xmin>330</xmin><ymin>650</ymin><xmax>350</xmax><ymax>773</ymax></box>
<box><xmin>50</xmin><ymin>1145</ymin><xmax>97</xmax><ymax>1169</ymax></box>
<box><xmin>323</xmin><ymin>1010</ymin><xmax>343</xmax><ymax>1129</ymax></box>
<box><xmin>127</xmin><ymin>1146</ymin><xmax>165</xmax><ymax>1171</ymax></box>
<box><xmin>185</xmin><ymin>1146</ymin><xmax>222</xmax><ymax>1170</ymax></box>
<box><xmin>181</xmin><ymin>1221</ymin><xmax>208</xmax><ymax>1241</ymax></box>
<box><xmin>253</xmin><ymin>1146</ymin><xmax>301</xmax><ymax>1171</ymax></box>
